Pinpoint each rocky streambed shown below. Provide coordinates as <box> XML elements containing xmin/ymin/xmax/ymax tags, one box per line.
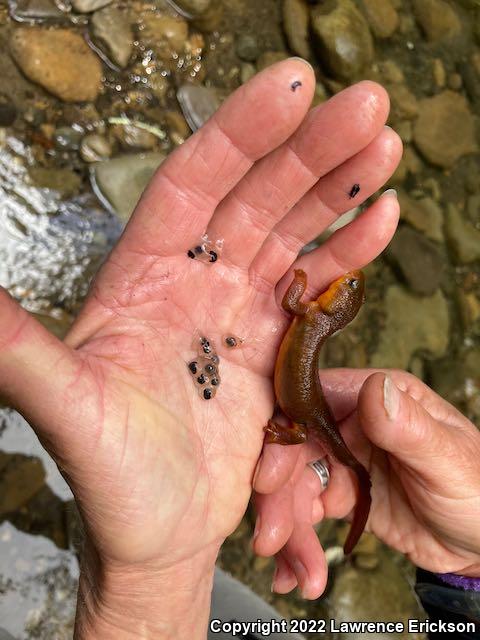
<box><xmin>0</xmin><ymin>0</ymin><xmax>479</xmax><ymax>638</ymax></box>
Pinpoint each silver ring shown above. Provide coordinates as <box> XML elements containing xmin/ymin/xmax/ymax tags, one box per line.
<box><xmin>308</xmin><ymin>458</ymin><xmax>330</xmax><ymax>490</ymax></box>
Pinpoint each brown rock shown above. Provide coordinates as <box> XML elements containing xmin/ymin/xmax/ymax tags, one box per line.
<box><xmin>72</xmin><ymin>0</ymin><xmax>112</xmax><ymax>11</ymax></box>
<box><xmin>0</xmin><ymin>452</ymin><xmax>45</xmax><ymax>517</ymax></box>
<box><xmin>391</xmin><ymin>146</ymin><xmax>423</xmax><ymax>184</ymax></box>
<box><xmin>256</xmin><ymin>51</ymin><xmax>289</xmax><ymax>72</ymax></box>
<box><xmin>282</xmin><ymin>0</ymin><xmax>312</xmax><ymax>60</ymax></box>
<box><xmin>91</xmin><ymin>5</ymin><xmax>133</xmax><ymax>68</ymax></box>
<box><xmin>379</xmin><ymin>59</ymin><xmax>404</xmax><ymax>84</ymax></box>
<box><xmin>360</xmin><ymin>0</ymin><xmax>399</xmax><ymax>38</ymax></box>
<box><xmin>445</xmin><ymin>204</ymin><xmax>480</xmax><ymax>263</ymax></box>
<box><xmin>388</xmin><ymin>83</ymin><xmax>418</xmax><ymax>122</ymax></box>
<box><xmin>413</xmin><ymin>91</ymin><xmax>477</xmax><ymax>168</ymax></box>
<box><xmin>412</xmin><ymin>0</ymin><xmax>461</xmax><ymax>42</ymax></box>
<box><xmin>399</xmin><ymin>191</ymin><xmax>443</xmax><ymax>242</ymax></box>
<box><xmin>172</xmin><ymin>0</ymin><xmax>211</xmax><ymax>16</ymax></box>
<box><xmin>311</xmin><ymin>0</ymin><xmax>374</xmax><ymax>81</ymax></box>
<box><xmin>432</xmin><ymin>58</ymin><xmax>446</xmax><ymax>88</ymax></box>
<box><xmin>10</xmin><ymin>27</ymin><xmax>102</xmax><ymax>102</ymax></box>
<box><xmin>141</xmin><ymin>12</ymin><xmax>189</xmax><ymax>61</ymax></box>
<box><xmin>386</xmin><ymin>226</ymin><xmax>444</xmax><ymax>295</ymax></box>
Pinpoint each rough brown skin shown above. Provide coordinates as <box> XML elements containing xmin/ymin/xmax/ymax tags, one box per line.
<box><xmin>265</xmin><ymin>269</ymin><xmax>371</xmax><ymax>554</ymax></box>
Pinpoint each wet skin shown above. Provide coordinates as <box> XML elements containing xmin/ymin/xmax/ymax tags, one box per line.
<box><xmin>265</xmin><ymin>269</ymin><xmax>371</xmax><ymax>554</ymax></box>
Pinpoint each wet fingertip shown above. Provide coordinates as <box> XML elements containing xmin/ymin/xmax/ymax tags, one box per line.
<box><xmin>382</xmin><ymin>187</ymin><xmax>398</xmax><ymax>199</ymax></box>
<box><xmin>288</xmin><ymin>56</ymin><xmax>314</xmax><ymax>72</ymax></box>
<box><xmin>252</xmin><ymin>454</ymin><xmax>263</xmax><ymax>488</ymax></box>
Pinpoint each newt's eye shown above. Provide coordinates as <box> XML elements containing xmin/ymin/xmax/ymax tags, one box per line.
<box><xmin>347</xmin><ymin>278</ymin><xmax>359</xmax><ymax>290</ymax></box>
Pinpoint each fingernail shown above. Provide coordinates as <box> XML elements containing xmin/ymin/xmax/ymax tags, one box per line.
<box><xmin>289</xmin><ymin>56</ymin><xmax>314</xmax><ymax>71</ymax></box>
<box><xmin>252</xmin><ymin>455</ymin><xmax>262</xmax><ymax>488</ymax></box>
<box><xmin>271</xmin><ymin>566</ymin><xmax>279</xmax><ymax>593</ymax></box>
<box><xmin>293</xmin><ymin>559</ymin><xmax>308</xmax><ymax>595</ymax></box>
<box><xmin>253</xmin><ymin>516</ymin><xmax>261</xmax><ymax>542</ymax></box>
<box><xmin>382</xmin><ymin>188</ymin><xmax>397</xmax><ymax>198</ymax></box>
<box><xmin>384</xmin><ymin>375</ymin><xmax>400</xmax><ymax>420</ymax></box>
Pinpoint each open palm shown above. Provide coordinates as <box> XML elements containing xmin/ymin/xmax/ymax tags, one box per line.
<box><xmin>0</xmin><ymin>60</ymin><xmax>401</xmax><ymax>573</ymax></box>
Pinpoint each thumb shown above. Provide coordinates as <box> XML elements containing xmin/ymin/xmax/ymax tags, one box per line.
<box><xmin>358</xmin><ymin>372</ymin><xmax>474</xmax><ymax>495</ymax></box>
<box><xmin>0</xmin><ymin>287</ymin><xmax>81</xmax><ymax>442</ymax></box>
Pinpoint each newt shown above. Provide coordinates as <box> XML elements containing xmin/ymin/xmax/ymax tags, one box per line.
<box><xmin>265</xmin><ymin>268</ymin><xmax>371</xmax><ymax>554</ymax></box>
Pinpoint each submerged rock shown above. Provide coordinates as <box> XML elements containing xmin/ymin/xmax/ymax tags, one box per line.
<box><xmin>412</xmin><ymin>0</ymin><xmax>461</xmax><ymax>42</ymax></box>
<box><xmin>91</xmin><ymin>5</ymin><xmax>133</xmax><ymax>68</ymax></box>
<box><xmin>141</xmin><ymin>11</ymin><xmax>189</xmax><ymax>61</ymax></box>
<box><xmin>330</xmin><ymin>548</ymin><xmax>425</xmax><ymax>639</ymax></box>
<box><xmin>235</xmin><ymin>34</ymin><xmax>260</xmax><ymax>63</ymax></box>
<box><xmin>386</xmin><ymin>226</ymin><xmax>444</xmax><ymax>295</ymax></box>
<box><xmin>10</xmin><ymin>27</ymin><xmax>102</xmax><ymax>102</ymax></box>
<box><xmin>413</xmin><ymin>91</ymin><xmax>477</xmax><ymax>168</ymax></box>
<box><xmin>80</xmin><ymin>133</ymin><xmax>112</xmax><ymax>162</ymax></box>
<box><xmin>429</xmin><ymin>348</ymin><xmax>480</xmax><ymax>416</ymax></box>
<box><xmin>282</xmin><ymin>0</ymin><xmax>312</xmax><ymax>60</ymax></box>
<box><xmin>387</xmin><ymin>83</ymin><xmax>418</xmax><ymax>122</ymax></box>
<box><xmin>256</xmin><ymin>51</ymin><xmax>289</xmax><ymax>71</ymax></box>
<box><xmin>0</xmin><ymin>522</ymin><xmax>77</xmax><ymax>638</ymax></box>
<box><xmin>8</xmin><ymin>0</ymin><xmax>69</xmax><ymax>23</ymax></box>
<box><xmin>177</xmin><ymin>84</ymin><xmax>219</xmax><ymax>131</ymax></box>
<box><xmin>0</xmin><ymin>96</ymin><xmax>17</xmax><ymax>127</ymax></box>
<box><xmin>27</xmin><ymin>166</ymin><xmax>82</xmax><ymax>198</ymax></box>
<box><xmin>0</xmin><ymin>452</ymin><xmax>45</xmax><ymax>517</ymax></box>
<box><xmin>167</xmin><ymin>0</ymin><xmax>211</xmax><ymax>17</ymax></box>
<box><xmin>371</xmin><ymin>286</ymin><xmax>449</xmax><ymax>369</ymax></box>
<box><xmin>398</xmin><ymin>192</ymin><xmax>443</xmax><ymax>243</ymax></box>
<box><xmin>111</xmin><ymin>122</ymin><xmax>158</xmax><ymax>150</ymax></box>
<box><xmin>445</xmin><ymin>204</ymin><xmax>480</xmax><ymax>263</ymax></box>
<box><xmin>311</xmin><ymin>0</ymin><xmax>374</xmax><ymax>81</ymax></box>
<box><xmin>360</xmin><ymin>0</ymin><xmax>399</xmax><ymax>39</ymax></box>
<box><xmin>92</xmin><ymin>152</ymin><xmax>165</xmax><ymax>222</ymax></box>
<box><xmin>71</xmin><ymin>0</ymin><xmax>112</xmax><ymax>12</ymax></box>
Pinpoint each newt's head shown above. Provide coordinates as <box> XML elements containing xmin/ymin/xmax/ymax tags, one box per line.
<box><xmin>316</xmin><ymin>270</ymin><xmax>365</xmax><ymax>323</ymax></box>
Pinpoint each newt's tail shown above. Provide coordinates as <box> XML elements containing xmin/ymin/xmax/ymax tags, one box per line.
<box><xmin>310</xmin><ymin>414</ymin><xmax>372</xmax><ymax>554</ymax></box>
<box><xmin>343</xmin><ymin>461</ymin><xmax>372</xmax><ymax>554</ymax></box>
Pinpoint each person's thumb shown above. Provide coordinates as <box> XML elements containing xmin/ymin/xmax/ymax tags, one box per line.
<box><xmin>357</xmin><ymin>372</ymin><xmax>477</xmax><ymax>497</ymax></box>
<box><xmin>0</xmin><ymin>287</ymin><xmax>81</xmax><ymax>443</ymax></box>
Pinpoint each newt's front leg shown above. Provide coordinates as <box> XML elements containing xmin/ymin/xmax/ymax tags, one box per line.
<box><xmin>282</xmin><ymin>269</ymin><xmax>309</xmax><ymax>315</ymax></box>
<box><xmin>264</xmin><ymin>419</ymin><xmax>307</xmax><ymax>445</ymax></box>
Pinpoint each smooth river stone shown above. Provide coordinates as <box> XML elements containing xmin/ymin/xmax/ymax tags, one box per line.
<box><xmin>10</xmin><ymin>27</ymin><xmax>102</xmax><ymax>102</ymax></box>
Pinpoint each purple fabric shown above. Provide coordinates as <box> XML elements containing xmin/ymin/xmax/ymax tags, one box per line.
<box><xmin>437</xmin><ymin>573</ymin><xmax>480</xmax><ymax>592</ymax></box>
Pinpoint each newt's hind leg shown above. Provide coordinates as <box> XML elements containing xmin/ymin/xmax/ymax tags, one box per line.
<box><xmin>264</xmin><ymin>419</ymin><xmax>307</xmax><ymax>445</ymax></box>
<box><xmin>282</xmin><ymin>269</ymin><xmax>309</xmax><ymax>315</ymax></box>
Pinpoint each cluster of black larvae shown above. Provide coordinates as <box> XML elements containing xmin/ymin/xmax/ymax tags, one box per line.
<box><xmin>188</xmin><ymin>336</ymin><xmax>221</xmax><ymax>400</ymax></box>
<box><xmin>187</xmin><ymin>234</ymin><xmax>223</xmax><ymax>264</ymax></box>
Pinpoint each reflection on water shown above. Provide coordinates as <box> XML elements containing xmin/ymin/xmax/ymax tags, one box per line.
<box><xmin>0</xmin><ymin>139</ymin><xmax>121</xmax><ymax>314</ymax></box>
<box><xmin>0</xmin><ymin>409</ymin><xmax>71</xmax><ymax>501</ymax></box>
<box><xmin>0</xmin><ymin>522</ymin><xmax>78</xmax><ymax>639</ymax></box>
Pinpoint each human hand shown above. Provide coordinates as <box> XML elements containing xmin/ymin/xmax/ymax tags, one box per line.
<box><xmin>0</xmin><ymin>59</ymin><xmax>401</xmax><ymax>637</ymax></box>
<box><xmin>254</xmin><ymin>369</ymin><xmax>480</xmax><ymax>599</ymax></box>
